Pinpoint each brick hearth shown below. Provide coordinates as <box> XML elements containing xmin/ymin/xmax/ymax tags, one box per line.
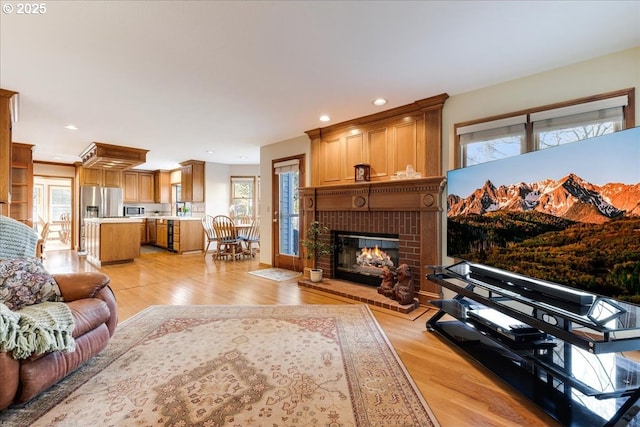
<box><xmin>298</xmin><ymin>278</ymin><xmax>419</xmax><ymax>314</ymax></box>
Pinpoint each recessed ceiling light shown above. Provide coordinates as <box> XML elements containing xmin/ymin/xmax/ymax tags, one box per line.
<box><xmin>319</xmin><ymin>115</ymin><xmax>331</xmax><ymax>122</ymax></box>
<box><xmin>64</xmin><ymin>124</ymin><xmax>78</xmax><ymax>130</ymax></box>
<box><xmin>373</xmin><ymin>98</ymin><xmax>387</xmax><ymax>106</ymax></box>
<box><xmin>239</xmin><ymin>156</ymin><xmax>248</xmax><ymax>160</ymax></box>
<box><xmin>206</xmin><ymin>150</ymin><xmax>215</xmax><ymax>154</ymax></box>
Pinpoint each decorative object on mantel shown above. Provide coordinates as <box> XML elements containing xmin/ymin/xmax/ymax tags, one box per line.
<box><xmin>391</xmin><ymin>164</ymin><xmax>423</xmax><ymax>180</ymax></box>
<box><xmin>354</xmin><ymin>163</ymin><xmax>370</xmax><ymax>182</ymax></box>
<box><xmin>301</xmin><ymin>220</ymin><xmax>332</xmax><ymax>282</ymax></box>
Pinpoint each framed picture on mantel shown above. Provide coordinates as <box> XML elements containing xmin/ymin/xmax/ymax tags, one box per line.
<box><xmin>354</xmin><ymin>163</ymin><xmax>370</xmax><ymax>182</ymax></box>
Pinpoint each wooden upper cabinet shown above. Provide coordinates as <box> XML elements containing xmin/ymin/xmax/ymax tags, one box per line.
<box><xmin>306</xmin><ymin>93</ymin><xmax>448</xmax><ymax>186</ymax></box>
<box><xmin>180</xmin><ymin>160</ymin><xmax>205</xmax><ymax>202</ymax></box>
<box><xmin>154</xmin><ymin>170</ymin><xmax>171</xmax><ymax>203</ymax></box>
<box><xmin>76</xmin><ymin>165</ymin><xmax>122</xmax><ymax>187</ymax></box>
<box><xmin>138</xmin><ymin>172</ymin><xmax>154</xmax><ymax>203</ymax></box>
<box><xmin>103</xmin><ymin>170</ymin><xmax>122</xmax><ymax>187</ymax></box>
<box><xmin>367</xmin><ymin>127</ymin><xmax>391</xmax><ymax>180</ymax></box>
<box><xmin>123</xmin><ymin>171</ymin><xmax>154</xmax><ymax>203</ymax></box>
<box><xmin>123</xmin><ymin>172</ymin><xmax>138</xmax><ymax>203</ymax></box>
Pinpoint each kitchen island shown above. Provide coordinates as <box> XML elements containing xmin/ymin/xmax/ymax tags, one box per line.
<box><xmin>84</xmin><ymin>217</ymin><xmax>144</xmax><ymax>266</ymax></box>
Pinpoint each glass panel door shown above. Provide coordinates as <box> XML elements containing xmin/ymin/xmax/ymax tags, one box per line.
<box><xmin>272</xmin><ymin>156</ymin><xmax>303</xmax><ymax>270</ymax></box>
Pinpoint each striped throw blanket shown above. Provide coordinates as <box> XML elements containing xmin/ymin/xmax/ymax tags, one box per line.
<box><xmin>0</xmin><ymin>302</ymin><xmax>75</xmax><ymax>359</ymax></box>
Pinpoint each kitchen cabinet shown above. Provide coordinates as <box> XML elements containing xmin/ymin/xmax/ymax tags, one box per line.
<box><xmin>154</xmin><ymin>170</ymin><xmax>171</xmax><ymax>203</ymax></box>
<box><xmin>139</xmin><ymin>219</ymin><xmax>147</xmax><ymax>244</ymax></box>
<box><xmin>123</xmin><ymin>171</ymin><xmax>154</xmax><ymax>203</ymax></box>
<box><xmin>146</xmin><ymin>218</ymin><xmax>156</xmax><ymax>244</ymax></box>
<box><xmin>171</xmin><ymin>219</ymin><xmax>204</xmax><ymax>254</ymax></box>
<box><xmin>179</xmin><ymin>160</ymin><xmax>205</xmax><ymax>202</ymax></box>
<box><xmin>138</xmin><ymin>172</ymin><xmax>154</xmax><ymax>202</ymax></box>
<box><xmin>10</xmin><ymin>143</ymin><xmax>33</xmax><ymax>226</ymax></box>
<box><xmin>123</xmin><ymin>171</ymin><xmax>138</xmax><ymax>202</ymax></box>
<box><xmin>76</xmin><ymin>166</ymin><xmax>122</xmax><ymax>187</ymax></box>
<box><xmin>156</xmin><ymin>219</ymin><xmax>168</xmax><ymax>248</ymax></box>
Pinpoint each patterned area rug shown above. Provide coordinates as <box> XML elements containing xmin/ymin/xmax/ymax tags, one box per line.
<box><xmin>1</xmin><ymin>304</ymin><xmax>439</xmax><ymax>426</ymax></box>
<box><xmin>248</xmin><ymin>268</ymin><xmax>302</xmax><ymax>282</ymax></box>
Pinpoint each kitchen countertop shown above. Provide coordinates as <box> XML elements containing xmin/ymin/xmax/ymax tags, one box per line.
<box><xmin>84</xmin><ymin>217</ymin><xmax>145</xmax><ymax>223</ymax></box>
<box><xmin>84</xmin><ymin>216</ymin><xmax>203</xmax><ymax>223</ymax></box>
<box><xmin>145</xmin><ymin>216</ymin><xmax>202</xmax><ymax>221</ymax></box>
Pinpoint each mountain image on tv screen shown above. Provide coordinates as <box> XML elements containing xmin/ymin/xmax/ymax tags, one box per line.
<box><xmin>447</xmin><ymin>127</ymin><xmax>640</xmax><ymax>302</ymax></box>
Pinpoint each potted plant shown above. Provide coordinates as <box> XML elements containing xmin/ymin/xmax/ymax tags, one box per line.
<box><xmin>301</xmin><ymin>220</ymin><xmax>332</xmax><ymax>282</ymax></box>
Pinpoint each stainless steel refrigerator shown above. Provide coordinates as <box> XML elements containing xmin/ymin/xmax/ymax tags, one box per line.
<box><xmin>79</xmin><ymin>186</ymin><xmax>124</xmax><ymax>252</ymax></box>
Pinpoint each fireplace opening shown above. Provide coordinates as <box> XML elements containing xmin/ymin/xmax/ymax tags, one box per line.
<box><xmin>333</xmin><ymin>231</ymin><xmax>400</xmax><ymax>286</ymax></box>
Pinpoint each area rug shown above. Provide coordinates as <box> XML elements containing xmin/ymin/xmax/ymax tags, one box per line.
<box><xmin>0</xmin><ymin>304</ymin><xmax>439</xmax><ymax>426</ymax></box>
<box><xmin>248</xmin><ymin>268</ymin><xmax>302</xmax><ymax>282</ymax></box>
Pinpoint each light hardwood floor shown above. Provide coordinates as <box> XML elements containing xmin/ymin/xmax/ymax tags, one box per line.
<box><xmin>43</xmin><ymin>249</ymin><xmax>558</xmax><ymax>427</ymax></box>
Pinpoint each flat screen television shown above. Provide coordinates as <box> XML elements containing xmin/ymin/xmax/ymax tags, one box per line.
<box><xmin>447</xmin><ymin>126</ymin><xmax>640</xmax><ymax>302</ymax></box>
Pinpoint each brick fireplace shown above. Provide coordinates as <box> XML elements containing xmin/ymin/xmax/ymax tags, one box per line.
<box><xmin>299</xmin><ymin>177</ymin><xmax>446</xmax><ymax>305</ymax></box>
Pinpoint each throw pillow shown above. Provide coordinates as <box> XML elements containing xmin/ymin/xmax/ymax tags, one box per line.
<box><xmin>0</xmin><ymin>258</ymin><xmax>62</xmax><ymax>311</ymax></box>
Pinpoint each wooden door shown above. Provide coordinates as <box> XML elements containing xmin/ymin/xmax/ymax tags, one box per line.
<box><xmin>272</xmin><ymin>155</ymin><xmax>304</xmax><ymax>271</ymax></box>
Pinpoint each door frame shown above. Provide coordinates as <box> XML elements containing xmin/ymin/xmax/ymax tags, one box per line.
<box><xmin>271</xmin><ymin>154</ymin><xmax>305</xmax><ymax>271</ymax></box>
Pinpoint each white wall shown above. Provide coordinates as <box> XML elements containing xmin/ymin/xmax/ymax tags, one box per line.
<box><xmin>204</xmin><ymin>162</ymin><xmax>260</xmax><ymax>217</ymax></box>
<box><xmin>259</xmin><ymin>135</ymin><xmax>311</xmax><ymax>265</ymax></box>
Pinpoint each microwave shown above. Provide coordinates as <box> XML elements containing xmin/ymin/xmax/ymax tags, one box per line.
<box><xmin>124</xmin><ymin>206</ymin><xmax>145</xmax><ymax>216</ymax></box>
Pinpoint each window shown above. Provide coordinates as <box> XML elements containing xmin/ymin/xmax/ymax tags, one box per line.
<box><xmin>455</xmin><ymin>89</ymin><xmax>634</xmax><ymax>168</ymax></box>
<box><xmin>49</xmin><ymin>186</ymin><xmax>71</xmax><ymax>220</ymax></box>
<box><xmin>458</xmin><ymin>116</ymin><xmax>527</xmax><ymax>166</ymax></box>
<box><xmin>230</xmin><ymin>176</ymin><xmax>258</xmax><ymax>220</ymax></box>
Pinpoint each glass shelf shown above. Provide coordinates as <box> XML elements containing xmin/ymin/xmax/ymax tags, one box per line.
<box><xmin>427</xmin><ymin>261</ymin><xmax>640</xmax><ymax>426</ymax></box>
<box><xmin>429</xmin><ymin>262</ymin><xmax>640</xmax><ymax>354</ymax></box>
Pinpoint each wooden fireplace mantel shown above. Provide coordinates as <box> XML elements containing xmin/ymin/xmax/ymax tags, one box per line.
<box><xmin>301</xmin><ymin>177</ymin><xmax>446</xmax><ymax>213</ymax></box>
<box><xmin>300</xmin><ymin>176</ymin><xmax>447</xmax><ymax>304</ymax></box>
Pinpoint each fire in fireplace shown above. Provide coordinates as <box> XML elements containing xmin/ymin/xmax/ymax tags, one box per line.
<box><xmin>333</xmin><ymin>231</ymin><xmax>400</xmax><ymax>286</ymax></box>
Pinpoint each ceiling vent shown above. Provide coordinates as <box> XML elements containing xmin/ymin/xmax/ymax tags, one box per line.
<box><xmin>80</xmin><ymin>142</ymin><xmax>149</xmax><ymax>170</ymax></box>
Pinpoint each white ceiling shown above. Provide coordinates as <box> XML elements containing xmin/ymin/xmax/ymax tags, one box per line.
<box><xmin>1</xmin><ymin>1</ymin><xmax>639</xmax><ymax>170</ymax></box>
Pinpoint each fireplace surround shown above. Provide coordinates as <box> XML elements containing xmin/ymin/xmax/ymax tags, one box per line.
<box><xmin>300</xmin><ymin>176</ymin><xmax>446</xmax><ymax>305</ymax></box>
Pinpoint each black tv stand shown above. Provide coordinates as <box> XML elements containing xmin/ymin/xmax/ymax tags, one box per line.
<box><xmin>427</xmin><ymin>261</ymin><xmax>640</xmax><ymax>426</ymax></box>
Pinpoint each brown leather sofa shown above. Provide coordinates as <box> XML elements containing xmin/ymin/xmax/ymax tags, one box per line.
<box><xmin>0</xmin><ymin>271</ymin><xmax>117</xmax><ymax>411</ymax></box>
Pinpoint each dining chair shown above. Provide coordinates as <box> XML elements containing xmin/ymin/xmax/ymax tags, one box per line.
<box><xmin>212</xmin><ymin>215</ymin><xmax>243</xmax><ymax>260</ymax></box>
<box><xmin>59</xmin><ymin>212</ymin><xmax>71</xmax><ymax>244</ymax></box>
<box><xmin>37</xmin><ymin>222</ymin><xmax>51</xmax><ymax>258</ymax></box>
<box><xmin>242</xmin><ymin>217</ymin><xmax>260</xmax><ymax>257</ymax></box>
<box><xmin>201</xmin><ymin>215</ymin><xmax>217</xmax><ymax>258</ymax></box>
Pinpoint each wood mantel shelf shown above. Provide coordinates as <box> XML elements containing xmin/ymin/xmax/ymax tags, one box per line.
<box><xmin>301</xmin><ymin>177</ymin><xmax>446</xmax><ymax>213</ymax></box>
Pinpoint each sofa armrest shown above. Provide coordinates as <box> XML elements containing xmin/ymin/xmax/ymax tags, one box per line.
<box><xmin>0</xmin><ymin>352</ymin><xmax>20</xmax><ymax>410</ymax></box>
<box><xmin>53</xmin><ymin>272</ymin><xmax>111</xmax><ymax>302</ymax></box>
<box><xmin>94</xmin><ymin>285</ymin><xmax>118</xmax><ymax>336</ymax></box>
